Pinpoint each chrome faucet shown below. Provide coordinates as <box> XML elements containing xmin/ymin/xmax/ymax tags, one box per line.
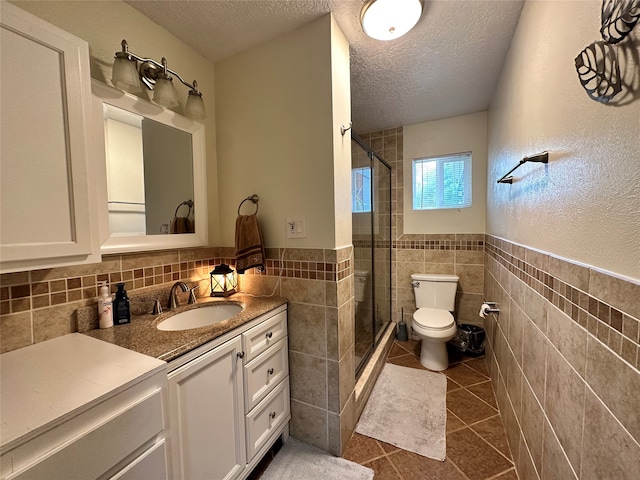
<box><xmin>168</xmin><ymin>281</ymin><xmax>189</xmax><ymax>309</ymax></box>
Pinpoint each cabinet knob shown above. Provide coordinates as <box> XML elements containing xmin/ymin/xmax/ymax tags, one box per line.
<box><xmin>266</xmin><ymin>331</ymin><xmax>273</xmax><ymax>339</ymax></box>
<box><xmin>269</xmin><ymin>411</ymin><xmax>276</xmax><ymax>419</ymax></box>
<box><xmin>267</xmin><ymin>368</ymin><xmax>274</xmax><ymax>375</ymax></box>
<box><xmin>237</xmin><ymin>351</ymin><xmax>245</xmax><ymax>359</ymax></box>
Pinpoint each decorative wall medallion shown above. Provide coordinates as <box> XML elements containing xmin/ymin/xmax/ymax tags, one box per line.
<box><xmin>575</xmin><ymin>41</ymin><xmax>622</xmax><ymax>103</ymax></box>
<box><xmin>601</xmin><ymin>0</ymin><xmax>640</xmax><ymax>44</ymax></box>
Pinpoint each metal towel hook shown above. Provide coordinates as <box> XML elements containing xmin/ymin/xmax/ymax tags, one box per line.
<box><xmin>340</xmin><ymin>122</ymin><xmax>352</xmax><ymax>136</ymax></box>
<box><xmin>237</xmin><ymin>194</ymin><xmax>259</xmax><ymax>215</ymax></box>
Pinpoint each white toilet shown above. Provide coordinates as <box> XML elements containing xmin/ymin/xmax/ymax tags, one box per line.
<box><xmin>410</xmin><ymin>273</ymin><xmax>459</xmax><ymax>371</ymax></box>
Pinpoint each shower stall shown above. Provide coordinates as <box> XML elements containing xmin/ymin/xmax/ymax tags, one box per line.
<box><xmin>351</xmin><ymin>133</ymin><xmax>392</xmax><ymax>378</ymax></box>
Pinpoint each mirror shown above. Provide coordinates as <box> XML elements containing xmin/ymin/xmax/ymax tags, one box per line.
<box><xmin>92</xmin><ymin>79</ymin><xmax>207</xmax><ymax>253</ymax></box>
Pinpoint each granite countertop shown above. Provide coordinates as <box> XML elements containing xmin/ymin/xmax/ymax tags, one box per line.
<box><xmin>83</xmin><ymin>294</ymin><xmax>287</xmax><ymax>362</ymax></box>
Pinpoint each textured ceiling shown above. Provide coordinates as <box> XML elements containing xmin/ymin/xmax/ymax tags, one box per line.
<box><xmin>127</xmin><ymin>0</ymin><xmax>524</xmax><ymax>133</ymax></box>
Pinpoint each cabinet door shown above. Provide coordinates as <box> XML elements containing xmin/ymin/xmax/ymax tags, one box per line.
<box><xmin>0</xmin><ymin>3</ymin><xmax>97</xmax><ymax>273</ymax></box>
<box><xmin>168</xmin><ymin>337</ymin><xmax>245</xmax><ymax>480</ymax></box>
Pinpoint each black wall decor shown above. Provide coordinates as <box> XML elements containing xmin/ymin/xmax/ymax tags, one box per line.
<box><xmin>575</xmin><ymin>0</ymin><xmax>640</xmax><ymax>103</ymax></box>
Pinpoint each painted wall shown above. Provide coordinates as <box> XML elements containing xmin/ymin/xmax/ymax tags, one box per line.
<box><xmin>215</xmin><ymin>15</ymin><xmax>342</xmax><ymax>249</ymax></box>
<box><xmin>12</xmin><ymin>0</ymin><xmax>220</xmax><ymax>245</ymax></box>
<box><xmin>487</xmin><ymin>0</ymin><xmax>640</xmax><ymax>281</ymax></box>
<box><xmin>403</xmin><ymin>112</ymin><xmax>488</xmax><ymax>234</ymax></box>
<box><xmin>485</xmin><ymin>1</ymin><xmax>640</xmax><ymax>479</ymax></box>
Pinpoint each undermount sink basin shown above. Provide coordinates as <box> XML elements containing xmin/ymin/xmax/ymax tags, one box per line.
<box><xmin>157</xmin><ymin>303</ymin><xmax>244</xmax><ymax>331</ymax></box>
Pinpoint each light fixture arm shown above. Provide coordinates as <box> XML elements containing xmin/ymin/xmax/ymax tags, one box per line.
<box><xmin>115</xmin><ymin>39</ymin><xmax>201</xmax><ymax>93</ymax></box>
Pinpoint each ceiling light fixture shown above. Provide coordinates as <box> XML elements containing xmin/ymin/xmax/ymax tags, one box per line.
<box><xmin>360</xmin><ymin>0</ymin><xmax>424</xmax><ymax>41</ymax></box>
<box><xmin>111</xmin><ymin>39</ymin><xmax>206</xmax><ymax>120</ymax></box>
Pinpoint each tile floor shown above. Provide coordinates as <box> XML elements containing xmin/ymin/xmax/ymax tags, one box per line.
<box><xmin>341</xmin><ymin>340</ymin><xmax>518</xmax><ymax>480</ymax></box>
<box><xmin>251</xmin><ymin>339</ymin><xmax>517</xmax><ymax>480</ymax></box>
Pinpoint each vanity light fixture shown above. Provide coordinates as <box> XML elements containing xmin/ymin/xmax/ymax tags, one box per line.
<box><xmin>111</xmin><ymin>39</ymin><xmax>206</xmax><ymax>120</ymax></box>
<box><xmin>210</xmin><ymin>264</ymin><xmax>237</xmax><ymax>297</ymax></box>
<box><xmin>360</xmin><ymin>0</ymin><xmax>424</xmax><ymax>41</ymax></box>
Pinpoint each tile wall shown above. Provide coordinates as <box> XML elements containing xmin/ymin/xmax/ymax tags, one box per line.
<box><xmin>483</xmin><ymin>235</ymin><xmax>640</xmax><ymax>480</ymax></box>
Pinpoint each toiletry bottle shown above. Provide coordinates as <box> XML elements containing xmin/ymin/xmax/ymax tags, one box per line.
<box><xmin>98</xmin><ymin>282</ymin><xmax>113</xmax><ymax>329</ymax></box>
<box><xmin>113</xmin><ymin>283</ymin><xmax>131</xmax><ymax>325</ymax></box>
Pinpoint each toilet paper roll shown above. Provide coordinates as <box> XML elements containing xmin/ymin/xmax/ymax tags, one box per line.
<box><xmin>479</xmin><ymin>303</ymin><xmax>492</xmax><ymax>318</ymax></box>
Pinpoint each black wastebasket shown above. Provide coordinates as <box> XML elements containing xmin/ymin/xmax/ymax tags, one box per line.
<box><xmin>451</xmin><ymin>324</ymin><xmax>485</xmax><ymax>355</ymax></box>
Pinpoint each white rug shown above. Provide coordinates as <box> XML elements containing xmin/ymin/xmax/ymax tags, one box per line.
<box><xmin>260</xmin><ymin>437</ymin><xmax>374</xmax><ymax>480</ymax></box>
<box><xmin>355</xmin><ymin>363</ymin><xmax>447</xmax><ymax>461</ymax></box>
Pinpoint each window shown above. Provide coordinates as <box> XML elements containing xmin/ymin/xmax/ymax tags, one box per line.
<box><xmin>412</xmin><ymin>152</ymin><xmax>472</xmax><ymax>210</ymax></box>
<box><xmin>352</xmin><ymin>166</ymin><xmax>372</xmax><ymax>213</ymax></box>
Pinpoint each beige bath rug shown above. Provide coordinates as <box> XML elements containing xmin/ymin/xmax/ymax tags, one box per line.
<box><xmin>260</xmin><ymin>437</ymin><xmax>374</xmax><ymax>480</ymax></box>
<box><xmin>355</xmin><ymin>362</ymin><xmax>447</xmax><ymax>461</ymax></box>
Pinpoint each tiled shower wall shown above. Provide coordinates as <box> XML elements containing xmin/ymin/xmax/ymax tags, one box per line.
<box><xmin>483</xmin><ymin>235</ymin><xmax>640</xmax><ymax>479</ymax></box>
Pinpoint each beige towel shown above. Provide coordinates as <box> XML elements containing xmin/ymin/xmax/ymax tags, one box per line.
<box><xmin>235</xmin><ymin>214</ymin><xmax>266</xmax><ymax>274</ymax></box>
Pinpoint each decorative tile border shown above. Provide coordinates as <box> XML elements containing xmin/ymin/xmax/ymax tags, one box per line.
<box><xmin>486</xmin><ymin>235</ymin><xmax>640</xmax><ymax>369</ymax></box>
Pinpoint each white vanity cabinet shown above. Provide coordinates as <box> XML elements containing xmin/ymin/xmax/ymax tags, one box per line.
<box><xmin>0</xmin><ymin>2</ymin><xmax>99</xmax><ymax>273</ymax></box>
<box><xmin>166</xmin><ymin>305</ymin><xmax>290</xmax><ymax>480</ymax></box>
<box><xmin>0</xmin><ymin>334</ymin><xmax>169</xmax><ymax>480</ymax></box>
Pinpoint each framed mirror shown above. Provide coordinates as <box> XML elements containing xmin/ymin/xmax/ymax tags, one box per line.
<box><xmin>92</xmin><ymin>79</ymin><xmax>207</xmax><ymax>253</ymax></box>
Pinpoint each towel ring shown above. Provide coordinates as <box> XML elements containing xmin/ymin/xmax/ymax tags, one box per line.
<box><xmin>174</xmin><ymin>200</ymin><xmax>193</xmax><ymax>218</ymax></box>
<box><xmin>238</xmin><ymin>194</ymin><xmax>259</xmax><ymax>216</ymax></box>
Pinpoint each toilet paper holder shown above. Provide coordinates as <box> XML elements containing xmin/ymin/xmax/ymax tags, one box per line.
<box><xmin>481</xmin><ymin>302</ymin><xmax>500</xmax><ymax>314</ymax></box>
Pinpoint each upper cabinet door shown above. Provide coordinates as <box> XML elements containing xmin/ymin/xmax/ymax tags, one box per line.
<box><xmin>0</xmin><ymin>3</ymin><xmax>98</xmax><ymax>273</ymax></box>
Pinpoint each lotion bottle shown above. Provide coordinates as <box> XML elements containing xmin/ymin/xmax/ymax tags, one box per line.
<box><xmin>113</xmin><ymin>283</ymin><xmax>131</xmax><ymax>325</ymax></box>
<box><xmin>98</xmin><ymin>282</ymin><xmax>113</xmax><ymax>329</ymax></box>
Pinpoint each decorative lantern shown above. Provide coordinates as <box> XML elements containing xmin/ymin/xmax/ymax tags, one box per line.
<box><xmin>209</xmin><ymin>264</ymin><xmax>237</xmax><ymax>297</ymax></box>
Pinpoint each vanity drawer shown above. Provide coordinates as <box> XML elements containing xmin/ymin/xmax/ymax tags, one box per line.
<box><xmin>242</xmin><ymin>310</ymin><xmax>287</xmax><ymax>363</ymax></box>
<box><xmin>244</xmin><ymin>338</ymin><xmax>288</xmax><ymax>412</ymax></box>
<box><xmin>245</xmin><ymin>378</ymin><xmax>290</xmax><ymax>462</ymax></box>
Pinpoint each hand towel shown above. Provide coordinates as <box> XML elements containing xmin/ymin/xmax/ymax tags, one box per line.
<box><xmin>235</xmin><ymin>214</ymin><xmax>266</xmax><ymax>274</ymax></box>
<box><xmin>170</xmin><ymin>215</ymin><xmax>194</xmax><ymax>234</ymax></box>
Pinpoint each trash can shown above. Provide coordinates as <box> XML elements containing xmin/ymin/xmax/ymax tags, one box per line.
<box><xmin>450</xmin><ymin>324</ymin><xmax>485</xmax><ymax>355</ymax></box>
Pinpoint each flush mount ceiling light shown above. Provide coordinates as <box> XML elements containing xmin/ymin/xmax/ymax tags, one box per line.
<box><xmin>111</xmin><ymin>39</ymin><xmax>206</xmax><ymax>120</ymax></box>
<box><xmin>360</xmin><ymin>0</ymin><xmax>424</xmax><ymax>41</ymax></box>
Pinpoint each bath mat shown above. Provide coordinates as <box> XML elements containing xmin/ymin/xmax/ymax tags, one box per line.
<box><xmin>260</xmin><ymin>437</ymin><xmax>374</xmax><ymax>480</ymax></box>
<box><xmin>355</xmin><ymin>362</ymin><xmax>447</xmax><ymax>461</ymax></box>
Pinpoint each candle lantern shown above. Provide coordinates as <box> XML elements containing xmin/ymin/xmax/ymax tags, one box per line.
<box><xmin>209</xmin><ymin>264</ymin><xmax>237</xmax><ymax>297</ymax></box>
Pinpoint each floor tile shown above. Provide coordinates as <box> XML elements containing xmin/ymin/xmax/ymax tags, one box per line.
<box><xmin>388</xmin><ymin>342</ymin><xmax>410</xmax><ymax>359</ymax></box>
<box><xmin>492</xmin><ymin>468</ymin><xmax>519</xmax><ymax>479</ymax></box>
<box><xmin>470</xmin><ymin>415</ymin><xmax>512</xmax><ymax>459</ymax></box>
<box><xmin>447</xmin><ymin>409</ymin><xmax>466</xmax><ymax>433</ymax></box>
<box><xmin>363</xmin><ymin>456</ymin><xmax>403</xmax><ymax>479</ymax></box>
<box><xmin>447</xmin><ymin>387</ymin><xmax>498</xmax><ymax>425</ymax></box>
<box><xmin>444</xmin><ymin>362</ymin><xmax>489</xmax><ymax>386</ymax></box>
<box><xmin>447</xmin><ymin>428</ymin><xmax>514</xmax><ymax>480</ymax></box>
<box><xmin>467</xmin><ymin>380</ymin><xmax>498</xmax><ymax>408</ymax></box>
<box><xmin>387</xmin><ymin>353</ymin><xmax>426</xmax><ymax>370</ymax></box>
<box><xmin>377</xmin><ymin>438</ymin><xmax>401</xmax><ymax>454</ymax></box>
<box><xmin>387</xmin><ymin>449</ymin><xmax>468</xmax><ymax>480</ymax></box>
<box><xmin>448</xmin><ymin>377</ymin><xmax>463</xmax><ymax>392</ymax></box>
<box><xmin>342</xmin><ymin>432</ymin><xmax>385</xmax><ymax>464</ymax></box>
<box><xmin>464</xmin><ymin>357</ymin><xmax>490</xmax><ymax>376</ymax></box>
<box><xmin>397</xmin><ymin>339</ymin><xmax>421</xmax><ymax>357</ymax></box>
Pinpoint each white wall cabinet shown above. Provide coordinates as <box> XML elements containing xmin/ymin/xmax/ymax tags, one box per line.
<box><xmin>167</xmin><ymin>305</ymin><xmax>290</xmax><ymax>480</ymax></box>
<box><xmin>0</xmin><ymin>2</ymin><xmax>99</xmax><ymax>273</ymax></box>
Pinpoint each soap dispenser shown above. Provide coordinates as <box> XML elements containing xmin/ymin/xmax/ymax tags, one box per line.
<box><xmin>97</xmin><ymin>282</ymin><xmax>113</xmax><ymax>329</ymax></box>
<box><xmin>113</xmin><ymin>283</ymin><xmax>131</xmax><ymax>325</ymax></box>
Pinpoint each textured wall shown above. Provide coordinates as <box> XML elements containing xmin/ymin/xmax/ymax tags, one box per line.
<box><xmin>487</xmin><ymin>0</ymin><xmax>640</xmax><ymax>281</ymax></box>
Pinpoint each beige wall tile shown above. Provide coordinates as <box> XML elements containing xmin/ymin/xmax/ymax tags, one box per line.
<box><xmin>521</xmin><ymin>382</ymin><xmax>544</xmax><ymax>473</ymax></box>
<box><xmin>32</xmin><ymin>303</ymin><xmax>77</xmax><ymax>343</ymax></box>
<box><xmin>585</xmin><ymin>336</ymin><xmax>640</xmax><ymax>441</ymax></box>
<box><xmin>281</xmin><ymin>278</ymin><xmax>325</xmax><ymax>305</ymax></box>
<box><xmin>0</xmin><ymin>312</ymin><xmax>32</xmax><ymax>353</ymax></box>
<box><xmin>589</xmin><ymin>269</ymin><xmax>640</xmax><ymax>320</ymax></box>
<box><xmin>290</xmin><ymin>399</ymin><xmax>328</xmax><ymax>451</ymax></box>
<box><xmin>456</xmin><ymin>292</ymin><xmax>483</xmax><ymax>326</ymax></box>
<box><xmin>327</xmin><ymin>359</ymin><xmax>339</xmax><ymax>413</ymax></box>
<box><xmin>284</xmin><ymin>248</ymin><xmax>325</xmax><ymax>262</ymax></box>
<box><xmin>506</xmin><ymin>348</ymin><xmax>523</xmax><ymax>419</ymax></box>
<box><xmin>548</xmin><ymin>256</ymin><xmax>589</xmax><ymax>292</ymax></box>
<box><xmin>522</xmin><ymin>319</ymin><xmax>547</xmax><ymax>402</ymax></box>
<box><xmin>508</xmin><ymin>300</ymin><xmax>525</xmax><ymax>365</ymax></box>
<box><xmin>455</xmin><ymin>264</ymin><xmax>484</xmax><ymax>294</ymax></box>
<box><xmin>547</xmin><ymin>305</ymin><xmax>587</xmax><ymax>377</ymax></box>
<box><xmin>338</xmin><ymin>301</ymin><xmax>354</xmax><ymax>360</ymax></box>
<box><xmin>524</xmin><ymin>286</ymin><xmax>548</xmax><ymax>333</ymax></box>
<box><xmin>525</xmin><ymin>249</ymin><xmax>549</xmax><ymax>272</ymax></box>
<box><xmin>456</xmin><ymin>250</ymin><xmax>484</xmax><ymax>265</ymax></box>
<box><xmin>580</xmin><ymin>390</ymin><xmax>640</xmax><ymax>480</ymax></box>
<box><xmin>339</xmin><ymin>347</ymin><xmax>355</xmax><ymax>412</ymax></box>
<box><xmin>544</xmin><ymin>346</ymin><xmax>585</xmax><ymax>471</ymax></box>
<box><xmin>287</xmin><ymin>302</ymin><xmax>327</xmax><ymax>357</ymax></box>
<box><xmin>289</xmin><ymin>351</ymin><xmax>327</xmax><ymax>409</ymax></box>
<box><xmin>396</xmin><ymin>249</ymin><xmax>424</xmax><ymax>263</ymax></box>
<box><xmin>541</xmin><ymin>419</ymin><xmax>578</xmax><ymax>480</ymax></box>
<box><xmin>424</xmin><ymin>250</ymin><xmax>454</xmax><ymax>264</ymax></box>
<box><xmin>517</xmin><ymin>436</ymin><xmax>540</xmax><ymax>480</ymax></box>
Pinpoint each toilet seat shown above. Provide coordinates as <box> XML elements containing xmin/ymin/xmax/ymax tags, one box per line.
<box><xmin>413</xmin><ymin>308</ymin><xmax>454</xmax><ymax>331</ymax></box>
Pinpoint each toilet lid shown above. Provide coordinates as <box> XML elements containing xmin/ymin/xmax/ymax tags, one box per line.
<box><xmin>413</xmin><ymin>308</ymin><xmax>454</xmax><ymax>330</ymax></box>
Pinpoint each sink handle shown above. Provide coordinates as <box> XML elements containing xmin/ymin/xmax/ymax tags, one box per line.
<box><xmin>188</xmin><ymin>285</ymin><xmax>200</xmax><ymax>304</ymax></box>
<box><xmin>152</xmin><ymin>299</ymin><xmax>163</xmax><ymax>315</ymax></box>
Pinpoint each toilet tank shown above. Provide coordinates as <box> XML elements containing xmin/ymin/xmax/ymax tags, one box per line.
<box><xmin>411</xmin><ymin>273</ymin><xmax>459</xmax><ymax>311</ymax></box>
<box><xmin>354</xmin><ymin>271</ymin><xmax>369</xmax><ymax>302</ymax></box>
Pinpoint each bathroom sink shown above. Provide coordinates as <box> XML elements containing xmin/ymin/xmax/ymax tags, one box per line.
<box><xmin>157</xmin><ymin>303</ymin><xmax>244</xmax><ymax>331</ymax></box>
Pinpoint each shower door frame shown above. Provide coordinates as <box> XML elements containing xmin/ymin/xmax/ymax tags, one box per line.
<box><xmin>352</xmin><ymin>132</ymin><xmax>393</xmax><ymax>379</ymax></box>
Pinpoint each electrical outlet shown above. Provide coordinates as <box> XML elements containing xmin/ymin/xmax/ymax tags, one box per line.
<box><xmin>286</xmin><ymin>216</ymin><xmax>306</xmax><ymax>239</ymax></box>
